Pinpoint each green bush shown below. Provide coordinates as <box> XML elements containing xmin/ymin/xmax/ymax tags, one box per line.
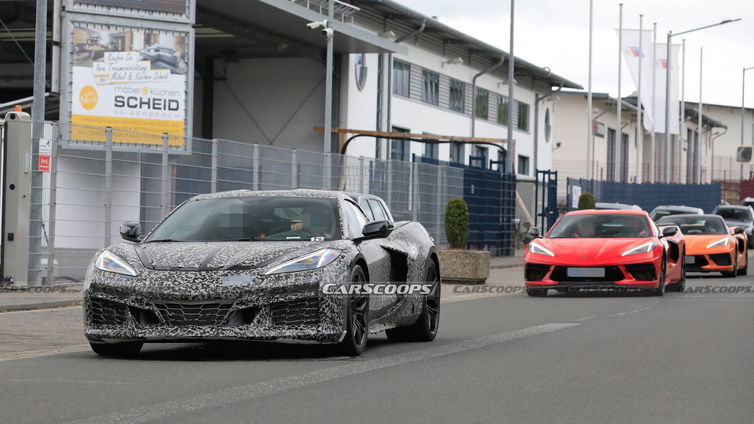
<box><xmin>578</xmin><ymin>192</ymin><xmax>596</xmax><ymax>210</ymax></box>
<box><xmin>445</xmin><ymin>198</ymin><xmax>469</xmax><ymax>249</ymax></box>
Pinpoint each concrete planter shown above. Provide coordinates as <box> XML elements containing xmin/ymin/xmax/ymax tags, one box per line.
<box><xmin>438</xmin><ymin>249</ymin><xmax>490</xmax><ymax>284</ymax></box>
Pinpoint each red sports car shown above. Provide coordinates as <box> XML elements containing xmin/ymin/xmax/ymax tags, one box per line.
<box><xmin>524</xmin><ymin>210</ymin><xmax>686</xmax><ymax>297</ymax></box>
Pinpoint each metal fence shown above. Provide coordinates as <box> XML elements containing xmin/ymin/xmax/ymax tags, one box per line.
<box><xmin>21</xmin><ymin>121</ymin><xmax>515</xmax><ymax>285</ymax></box>
<box><xmin>565</xmin><ymin>178</ymin><xmax>722</xmax><ymax>214</ymax></box>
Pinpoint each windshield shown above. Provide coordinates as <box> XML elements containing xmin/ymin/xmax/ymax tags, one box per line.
<box><xmin>656</xmin><ymin>216</ymin><xmax>728</xmax><ymax>235</ymax></box>
<box><xmin>147</xmin><ymin>197</ymin><xmax>341</xmax><ymax>242</ymax></box>
<box><xmin>548</xmin><ymin>214</ymin><xmax>652</xmax><ymax>238</ymax></box>
<box><xmin>715</xmin><ymin>208</ymin><xmax>752</xmax><ymax>222</ymax></box>
<box><xmin>650</xmin><ymin>209</ymin><xmax>692</xmax><ymax>221</ymax></box>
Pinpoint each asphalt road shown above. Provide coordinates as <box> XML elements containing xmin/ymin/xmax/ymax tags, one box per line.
<box><xmin>1</xmin><ymin>270</ymin><xmax>753</xmax><ymax>424</ymax></box>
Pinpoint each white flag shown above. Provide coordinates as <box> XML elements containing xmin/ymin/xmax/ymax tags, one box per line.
<box><xmin>617</xmin><ymin>29</ymin><xmax>681</xmax><ymax>134</ymax></box>
<box><xmin>652</xmin><ymin>42</ymin><xmax>681</xmax><ymax>135</ymax></box>
<box><xmin>619</xmin><ymin>29</ymin><xmax>653</xmax><ymax>130</ymax></box>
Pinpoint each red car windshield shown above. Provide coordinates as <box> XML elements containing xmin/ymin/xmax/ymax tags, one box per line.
<box><xmin>549</xmin><ymin>214</ymin><xmax>652</xmax><ymax>239</ymax></box>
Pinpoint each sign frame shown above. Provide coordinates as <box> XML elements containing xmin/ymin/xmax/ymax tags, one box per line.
<box><xmin>59</xmin><ymin>13</ymin><xmax>194</xmax><ymax>154</ymax></box>
<box><xmin>64</xmin><ymin>0</ymin><xmax>195</xmax><ymax>25</ymax></box>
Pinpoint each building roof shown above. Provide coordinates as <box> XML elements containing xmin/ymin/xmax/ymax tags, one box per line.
<box><xmin>559</xmin><ymin>90</ymin><xmax>727</xmax><ymax>130</ymax></box>
<box><xmin>353</xmin><ymin>0</ymin><xmax>582</xmax><ymax>90</ymax></box>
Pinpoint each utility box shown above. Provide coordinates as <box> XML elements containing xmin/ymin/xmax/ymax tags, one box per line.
<box><xmin>1</xmin><ymin>111</ymin><xmax>32</xmax><ymax>286</ymax></box>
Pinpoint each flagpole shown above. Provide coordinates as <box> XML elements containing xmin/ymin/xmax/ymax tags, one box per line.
<box><xmin>650</xmin><ymin>23</ymin><xmax>657</xmax><ymax>182</ymax></box>
<box><xmin>697</xmin><ymin>47</ymin><xmax>703</xmax><ymax>184</ymax></box>
<box><xmin>680</xmin><ymin>39</ymin><xmax>685</xmax><ymax>183</ymax></box>
<box><xmin>586</xmin><ymin>0</ymin><xmax>594</xmax><ymax>180</ymax></box>
<box><xmin>636</xmin><ymin>15</ymin><xmax>644</xmax><ymax>183</ymax></box>
<box><xmin>616</xmin><ymin>3</ymin><xmax>623</xmax><ymax>182</ymax></box>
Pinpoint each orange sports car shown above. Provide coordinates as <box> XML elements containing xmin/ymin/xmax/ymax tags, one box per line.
<box><xmin>656</xmin><ymin>214</ymin><xmax>748</xmax><ymax>277</ymax></box>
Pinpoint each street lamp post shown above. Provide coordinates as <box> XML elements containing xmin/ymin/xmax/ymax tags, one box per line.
<box><xmin>662</xmin><ymin>19</ymin><xmax>740</xmax><ymax>184</ymax></box>
<box><xmin>742</xmin><ymin>66</ymin><xmax>754</xmax><ymax>180</ymax></box>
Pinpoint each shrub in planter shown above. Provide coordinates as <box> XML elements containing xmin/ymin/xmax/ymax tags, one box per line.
<box><xmin>445</xmin><ymin>198</ymin><xmax>469</xmax><ymax>249</ymax></box>
<box><xmin>439</xmin><ymin>198</ymin><xmax>489</xmax><ymax>284</ymax></box>
<box><xmin>578</xmin><ymin>192</ymin><xmax>596</xmax><ymax>210</ymax></box>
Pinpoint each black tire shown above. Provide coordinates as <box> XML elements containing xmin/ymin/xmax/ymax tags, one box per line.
<box><xmin>526</xmin><ymin>288</ymin><xmax>548</xmax><ymax>297</ymax></box>
<box><xmin>722</xmin><ymin>255</ymin><xmax>738</xmax><ymax>278</ymax></box>
<box><xmin>386</xmin><ymin>261</ymin><xmax>441</xmax><ymax>343</ymax></box>
<box><xmin>651</xmin><ymin>256</ymin><xmax>666</xmax><ymax>296</ymax></box>
<box><xmin>738</xmin><ymin>252</ymin><xmax>748</xmax><ymax>276</ymax></box>
<box><xmin>337</xmin><ymin>265</ymin><xmax>369</xmax><ymax>356</ymax></box>
<box><xmin>89</xmin><ymin>341</ymin><xmax>143</xmax><ymax>357</ymax></box>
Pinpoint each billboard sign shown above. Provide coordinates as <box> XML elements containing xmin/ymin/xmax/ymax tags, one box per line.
<box><xmin>61</xmin><ymin>18</ymin><xmax>192</xmax><ymax>151</ymax></box>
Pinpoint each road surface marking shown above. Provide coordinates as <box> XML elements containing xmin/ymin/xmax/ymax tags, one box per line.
<box><xmin>65</xmin><ymin>322</ymin><xmax>581</xmax><ymax>424</ymax></box>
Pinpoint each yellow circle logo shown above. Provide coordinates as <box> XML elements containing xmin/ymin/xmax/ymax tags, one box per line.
<box><xmin>79</xmin><ymin>85</ymin><xmax>98</xmax><ymax>110</ymax></box>
<box><xmin>142</xmin><ymin>87</ymin><xmax>149</xmax><ymax>95</ymax></box>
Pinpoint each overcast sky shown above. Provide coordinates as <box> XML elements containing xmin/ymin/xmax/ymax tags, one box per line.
<box><xmin>400</xmin><ymin>0</ymin><xmax>754</xmax><ymax>108</ymax></box>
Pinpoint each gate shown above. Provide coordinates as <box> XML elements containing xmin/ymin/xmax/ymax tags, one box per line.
<box><xmin>534</xmin><ymin>169</ymin><xmax>558</xmax><ymax>232</ymax></box>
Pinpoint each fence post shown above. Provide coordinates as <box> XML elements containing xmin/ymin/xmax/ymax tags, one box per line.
<box><xmin>412</xmin><ymin>161</ymin><xmax>419</xmax><ymax>221</ymax></box>
<box><xmin>291</xmin><ymin>149</ymin><xmax>298</xmax><ymax>188</ymax></box>
<box><xmin>435</xmin><ymin>165</ymin><xmax>443</xmax><ymax>245</ymax></box>
<box><xmin>323</xmin><ymin>153</ymin><xmax>332</xmax><ymax>190</ymax></box>
<box><xmin>210</xmin><ymin>138</ymin><xmax>218</xmax><ymax>193</ymax></box>
<box><xmin>386</xmin><ymin>160</ymin><xmax>393</xmax><ymax>208</ymax></box>
<box><xmin>161</xmin><ymin>133</ymin><xmax>170</xmax><ymax>216</ymax></box>
<box><xmin>252</xmin><ymin>144</ymin><xmax>259</xmax><ymax>191</ymax></box>
<box><xmin>45</xmin><ymin>126</ymin><xmax>59</xmax><ymax>285</ymax></box>
<box><xmin>104</xmin><ymin>127</ymin><xmax>113</xmax><ymax>247</ymax></box>
<box><xmin>359</xmin><ymin>156</ymin><xmax>365</xmax><ymax>194</ymax></box>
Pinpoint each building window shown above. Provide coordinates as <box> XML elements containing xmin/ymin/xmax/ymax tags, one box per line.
<box><xmin>497</xmin><ymin>95</ymin><xmax>509</xmax><ymax>125</ymax></box>
<box><xmin>496</xmin><ymin>150</ymin><xmax>507</xmax><ymax>172</ymax></box>
<box><xmin>393</xmin><ymin>60</ymin><xmax>410</xmax><ymax>98</ymax></box>
<box><xmin>517</xmin><ymin>101</ymin><xmax>530</xmax><ymax>131</ymax></box>
<box><xmin>544</xmin><ymin>108</ymin><xmax>552</xmax><ymax>142</ymax></box>
<box><xmin>473</xmin><ymin>146</ymin><xmax>488</xmax><ymax>168</ymax></box>
<box><xmin>390</xmin><ymin>126</ymin><xmax>409</xmax><ymax>161</ymax></box>
<box><xmin>424</xmin><ymin>142</ymin><xmax>439</xmax><ymax>160</ymax></box>
<box><xmin>422</xmin><ymin>69</ymin><xmax>440</xmax><ymax>105</ymax></box>
<box><xmin>518</xmin><ymin>155</ymin><xmax>530</xmax><ymax>175</ymax></box>
<box><xmin>449</xmin><ymin>78</ymin><xmax>465</xmax><ymax>113</ymax></box>
<box><xmin>450</xmin><ymin>142</ymin><xmax>464</xmax><ymax>163</ymax></box>
<box><xmin>475</xmin><ymin>88</ymin><xmax>489</xmax><ymax>119</ymax></box>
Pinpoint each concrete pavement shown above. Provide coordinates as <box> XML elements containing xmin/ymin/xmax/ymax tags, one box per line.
<box><xmin>1</xmin><ymin>271</ymin><xmax>752</xmax><ymax>424</ymax></box>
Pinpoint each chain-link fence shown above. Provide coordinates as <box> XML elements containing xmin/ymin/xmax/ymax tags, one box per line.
<box><xmin>22</xmin><ymin>121</ymin><xmax>515</xmax><ymax>285</ymax></box>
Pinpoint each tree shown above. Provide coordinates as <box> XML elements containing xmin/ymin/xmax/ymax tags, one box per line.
<box><xmin>445</xmin><ymin>198</ymin><xmax>469</xmax><ymax>249</ymax></box>
<box><xmin>578</xmin><ymin>192</ymin><xmax>596</xmax><ymax>210</ymax></box>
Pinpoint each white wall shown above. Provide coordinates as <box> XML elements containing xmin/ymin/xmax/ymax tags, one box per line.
<box><xmin>212</xmin><ymin>57</ymin><xmax>326</xmax><ymax>153</ymax></box>
<box><xmin>340</xmin><ymin>44</ymin><xmax>551</xmax><ymax>177</ymax></box>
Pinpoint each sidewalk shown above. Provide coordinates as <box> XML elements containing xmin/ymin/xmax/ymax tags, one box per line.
<box><xmin>489</xmin><ymin>248</ymin><xmax>525</xmax><ymax>269</ymax></box>
<box><xmin>0</xmin><ymin>284</ymin><xmax>83</xmax><ymax>312</ymax></box>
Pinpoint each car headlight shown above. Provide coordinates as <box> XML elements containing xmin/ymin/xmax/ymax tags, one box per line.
<box><xmin>706</xmin><ymin>237</ymin><xmax>731</xmax><ymax>249</ymax></box>
<box><xmin>265</xmin><ymin>248</ymin><xmax>341</xmax><ymax>275</ymax></box>
<box><xmin>621</xmin><ymin>241</ymin><xmax>658</xmax><ymax>256</ymax></box>
<box><xmin>94</xmin><ymin>250</ymin><xmax>138</xmax><ymax>276</ymax></box>
<box><xmin>529</xmin><ymin>242</ymin><xmax>555</xmax><ymax>257</ymax></box>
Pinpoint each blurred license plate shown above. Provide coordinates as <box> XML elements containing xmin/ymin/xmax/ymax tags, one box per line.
<box><xmin>567</xmin><ymin>267</ymin><xmax>605</xmax><ymax>278</ymax></box>
<box><xmin>684</xmin><ymin>256</ymin><xmax>695</xmax><ymax>264</ymax></box>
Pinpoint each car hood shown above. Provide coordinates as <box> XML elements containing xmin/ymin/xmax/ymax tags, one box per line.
<box><xmin>133</xmin><ymin>241</ymin><xmax>337</xmax><ymax>271</ymax></box>
<box><xmin>683</xmin><ymin>234</ymin><xmax>732</xmax><ymax>254</ymax></box>
<box><xmin>531</xmin><ymin>238</ymin><xmax>656</xmax><ymax>265</ymax></box>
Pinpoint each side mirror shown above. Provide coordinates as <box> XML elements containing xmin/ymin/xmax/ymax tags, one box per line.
<box><xmin>734</xmin><ymin>226</ymin><xmax>746</xmax><ymax>235</ymax></box>
<box><xmin>120</xmin><ymin>222</ymin><xmax>142</xmax><ymax>243</ymax></box>
<box><xmin>660</xmin><ymin>226</ymin><xmax>678</xmax><ymax>237</ymax></box>
<box><xmin>360</xmin><ymin>220</ymin><xmax>394</xmax><ymax>239</ymax></box>
<box><xmin>527</xmin><ymin>227</ymin><xmax>541</xmax><ymax>238</ymax></box>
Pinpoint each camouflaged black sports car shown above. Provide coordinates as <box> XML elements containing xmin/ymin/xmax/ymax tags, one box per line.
<box><xmin>84</xmin><ymin>189</ymin><xmax>440</xmax><ymax>357</ymax></box>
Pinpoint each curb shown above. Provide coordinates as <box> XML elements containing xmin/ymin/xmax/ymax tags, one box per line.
<box><xmin>490</xmin><ymin>262</ymin><xmax>524</xmax><ymax>269</ymax></box>
<box><xmin>0</xmin><ymin>300</ymin><xmax>82</xmax><ymax>313</ymax></box>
